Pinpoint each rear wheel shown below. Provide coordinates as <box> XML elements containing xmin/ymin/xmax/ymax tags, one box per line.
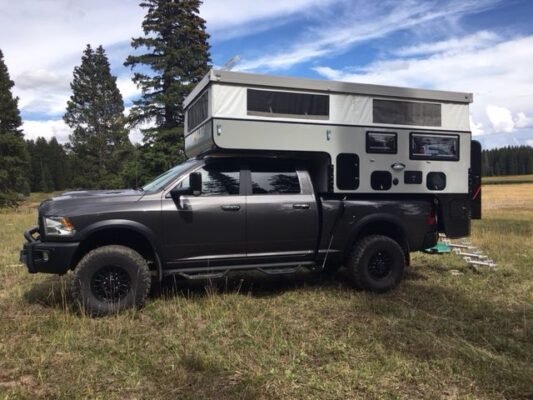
<box><xmin>71</xmin><ymin>245</ymin><xmax>151</xmax><ymax>316</ymax></box>
<box><xmin>347</xmin><ymin>235</ymin><xmax>405</xmax><ymax>292</ymax></box>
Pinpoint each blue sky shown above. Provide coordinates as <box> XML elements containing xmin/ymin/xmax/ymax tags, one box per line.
<box><xmin>1</xmin><ymin>0</ymin><xmax>532</xmax><ymax>149</ymax></box>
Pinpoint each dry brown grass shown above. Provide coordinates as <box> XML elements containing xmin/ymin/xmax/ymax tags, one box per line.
<box><xmin>0</xmin><ymin>188</ymin><xmax>531</xmax><ymax>399</ymax></box>
<box><xmin>481</xmin><ymin>183</ymin><xmax>533</xmax><ymax>211</ymax></box>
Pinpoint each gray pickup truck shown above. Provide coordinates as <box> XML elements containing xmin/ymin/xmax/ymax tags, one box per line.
<box><xmin>21</xmin><ymin>156</ymin><xmax>438</xmax><ymax>315</ymax></box>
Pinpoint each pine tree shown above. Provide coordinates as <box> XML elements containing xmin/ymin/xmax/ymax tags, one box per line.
<box><xmin>64</xmin><ymin>45</ymin><xmax>133</xmax><ymax>189</ymax></box>
<box><xmin>125</xmin><ymin>0</ymin><xmax>211</xmax><ymax>180</ymax></box>
<box><xmin>0</xmin><ymin>49</ymin><xmax>29</xmax><ymax>206</ymax></box>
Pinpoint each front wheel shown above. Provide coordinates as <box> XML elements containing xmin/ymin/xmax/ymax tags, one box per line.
<box><xmin>347</xmin><ymin>235</ymin><xmax>405</xmax><ymax>292</ymax></box>
<box><xmin>71</xmin><ymin>245</ymin><xmax>151</xmax><ymax>316</ymax></box>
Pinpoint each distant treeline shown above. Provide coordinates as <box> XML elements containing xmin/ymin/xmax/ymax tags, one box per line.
<box><xmin>26</xmin><ymin>137</ymin><xmax>71</xmax><ymax>193</ymax></box>
<box><xmin>482</xmin><ymin>146</ymin><xmax>533</xmax><ymax>176</ymax></box>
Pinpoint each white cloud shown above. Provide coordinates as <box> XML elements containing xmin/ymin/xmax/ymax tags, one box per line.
<box><xmin>22</xmin><ymin>120</ymin><xmax>72</xmax><ymax>143</ymax></box>
<box><xmin>15</xmin><ymin>69</ymin><xmax>71</xmax><ymax>90</ymax></box>
<box><xmin>486</xmin><ymin>105</ymin><xmax>514</xmax><ymax>133</ymax></box>
<box><xmin>314</xmin><ymin>34</ymin><xmax>533</xmax><ymax>137</ymax></box>
<box><xmin>394</xmin><ymin>31</ymin><xmax>499</xmax><ymax>57</ymax></box>
<box><xmin>23</xmin><ymin>118</ymin><xmax>143</xmax><ymax>145</ymax></box>
<box><xmin>515</xmin><ymin>112</ymin><xmax>533</xmax><ymax>129</ymax></box>
<box><xmin>201</xmin><ymin>0</ymin><xmax>340</xmax><ymax>34</ymax></box>
<box><xmin>236</xmin><ymin>0</ymin><xmax>499</xmax><ymax>71</ymax></box>
<box><xmin>116</xmin><ymin>77</ymin><xmax>141</xmax><ymax>102</ymax></box>
<box><xmin>470</xmin><ymin>116</ymin><xmax>484</xmax><ymax>136</ymax></box>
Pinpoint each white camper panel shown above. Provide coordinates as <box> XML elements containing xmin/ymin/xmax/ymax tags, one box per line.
<box><xmin>209</xmin><ymin>84</ymin><xmax>470</xmax><ymax>132</ymax></box>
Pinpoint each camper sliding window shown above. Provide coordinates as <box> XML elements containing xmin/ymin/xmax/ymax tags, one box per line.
<box><xmin>247</xmin><ymin>89</ymin><xmax>329</xmax><ymax>120</ymax></box>
<box><xmin>409</xmin><ymin>133</ymin><xmax>459</xmax><ymax>161</ymax></box>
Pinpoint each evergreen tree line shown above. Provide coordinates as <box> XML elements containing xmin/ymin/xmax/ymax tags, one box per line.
<box><xmin>481</xmin><ymin>146</ymin><xmax>533</xmax><ymax>176</ymax></box>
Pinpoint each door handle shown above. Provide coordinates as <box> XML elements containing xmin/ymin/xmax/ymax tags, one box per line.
<box><xmin>293</xmin><ymin>203</ymin><xmax>310</xmax><ymax>210</ymax></box>
<box><xmin>221</xmin><ymin>205</ymin><xmax>241</xmax><ymax>211</ymax></box>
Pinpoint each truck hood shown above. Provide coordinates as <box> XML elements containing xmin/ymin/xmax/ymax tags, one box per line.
<box><xmin>59</xmin><ymin>189</ymin><xmax>143</xmax><ymax>198</ymax></box>
<box><xmin>38</xmin><ymin>189</ymin><xmax>145</xmax><ymax>217</ymax></box>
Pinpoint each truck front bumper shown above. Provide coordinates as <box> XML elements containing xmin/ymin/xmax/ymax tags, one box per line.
<box><xmin>20</xmin><ymin>227</ymin><xmax>79</xmax><ymax>274</ymax></box>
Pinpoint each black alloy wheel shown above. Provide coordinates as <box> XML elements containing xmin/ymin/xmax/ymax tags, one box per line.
<box><xmin>90</xmin><ymin>265</ymin><xmax>132</xmax><ymax>303</ymax></box>
<box><xmin>346</xmin><ymin>235</ymin><xmax>405</xmax><ymax>292</ymax></box>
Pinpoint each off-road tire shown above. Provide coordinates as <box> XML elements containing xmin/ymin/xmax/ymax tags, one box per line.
<box><xmin>71</xmin><ymin>245</ymin><xmax>151</xmax><ymax>316</ymax></box>
<box><xmin>347</xmin><ymin>235</ymin><xmax>405</xmax><ymax>292</ymax></box>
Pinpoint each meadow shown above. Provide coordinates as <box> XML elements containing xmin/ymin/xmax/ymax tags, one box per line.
<box><xmin>0</xmin><ymin>182</ymin><xmax>531</xmax><ymax>399</ymax></box>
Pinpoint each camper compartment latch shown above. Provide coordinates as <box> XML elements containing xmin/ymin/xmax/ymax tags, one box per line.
<box><xmin>391</xmin><ymin>162</ymin><xmax>406</xmax><ymax>171</ymax></box>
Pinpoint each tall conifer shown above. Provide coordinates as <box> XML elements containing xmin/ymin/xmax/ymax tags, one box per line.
<box><xmin>125</xmin><ymin>0</ymin><xmax>211</xmax><ymax>180</ymax></box>
<box><xmin>64</xmin><ymin>45</ymin><xmax>133</xmax><ymax>189</ymax></box>
<box><xmin>0</xmin><ymin>49</ymin><xmax>29</xmax><ymax>206</ymax></box>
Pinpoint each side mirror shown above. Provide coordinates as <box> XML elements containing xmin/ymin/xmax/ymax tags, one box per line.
<box><xmin>169</xmin><ymin>172</ymin><xmax>202</xmax><ymax>207</ymax></box>
<box><xmin>189</xmin><ymin>172</ymin><xmax>202</xmax><ymax>196</ymax></box>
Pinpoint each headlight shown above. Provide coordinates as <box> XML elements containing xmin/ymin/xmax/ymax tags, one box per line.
<box><xmin>43</xmin><ymin>216</ymin><xmax>76</xmax><ymax>236</ymax></box>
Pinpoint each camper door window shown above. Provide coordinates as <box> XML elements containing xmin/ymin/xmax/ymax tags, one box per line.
<box><xmin>410</xmin><ymin>133</ymin><xmax>459</xmax><ymax>161</ymax></box>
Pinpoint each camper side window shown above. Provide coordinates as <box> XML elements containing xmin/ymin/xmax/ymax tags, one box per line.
<box><xmin>366</xmin><ymin>131</ymin><xmax>397</xmax><ymax>154</ymax></box>
<box><xmin>373</xmin><ymin>99</ymin><xmax>441</xmax><ymax>127</ymax></box>
<box><xmin>247</xmin><ymin>89</ymin><xmax>329</xmax><ymax>120</ymax></box>
<box><xmin>187</xmin><ymin>91</ymin><xmax>208</xmax><ymax>133</ymax></box>
<box><xmin>410</xmin><ymin>133</ymin><xmax>459</xmax><ymax>161</ymax></box>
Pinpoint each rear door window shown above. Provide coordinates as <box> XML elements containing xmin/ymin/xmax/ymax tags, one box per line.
<box><xmin>250</xmin><ymin>162</ymin><xmax>301</xmax><ymax>195</ymax></box>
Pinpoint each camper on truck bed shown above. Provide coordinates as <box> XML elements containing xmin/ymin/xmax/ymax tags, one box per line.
<box><xmin>20</xmin><ymin>70</ymin><xmax>482</xmax><ymax>316</ymax></box>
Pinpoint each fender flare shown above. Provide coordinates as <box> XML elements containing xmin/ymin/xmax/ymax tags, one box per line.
<box><xmin>76</xmin><ymin>219</ymin><xmax>163</xmax><ymax>282</ymax></box>
<box><xmin>345</xmin><ymin>213</ymin><xmax>410</xmax><ymax>258</ymax></box>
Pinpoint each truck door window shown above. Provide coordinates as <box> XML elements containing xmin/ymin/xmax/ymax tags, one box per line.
<box><xmin>178</xmin><ymin>163</ymin><xmax>240</xmax><ymax>196</ymax></box>
<box><xmin>250</xmin><ymin>163</ymin><xmax>300</xmax><ymax>195</ymax></box>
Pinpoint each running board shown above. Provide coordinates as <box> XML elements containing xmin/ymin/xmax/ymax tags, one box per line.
<box><xmin>163</xmin><ymin>261</ymin><xmax>316</xmax><ymax>280</ymax></box>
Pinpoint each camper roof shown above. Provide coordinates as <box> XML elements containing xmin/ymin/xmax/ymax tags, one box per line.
<box><xmin>184</xmin><ymin>69</ymin><xmax>473</xmax><ymax>108</ymax></box>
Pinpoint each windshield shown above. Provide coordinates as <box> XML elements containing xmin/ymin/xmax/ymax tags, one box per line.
<box><xmin>142</xmin><ymin>159</ymin><xmax>198</xmax><ymax>192</ymax></box>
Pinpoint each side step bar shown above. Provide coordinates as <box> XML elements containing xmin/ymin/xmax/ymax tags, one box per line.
<box><xmin>163</xmin><ymin>261</ymin><xmax>316</xmax><ymax>280</ymax></box>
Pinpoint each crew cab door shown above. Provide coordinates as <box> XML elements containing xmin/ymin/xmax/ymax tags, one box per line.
<box><xmin>244</xmin><ymin>160</ymin><xmax>319</xmax><ymax>263</ymax></box>
<box><xmin>161</xmin><ymin>160</ymin><xmax>246</xmax><ymax>267</ymax></box>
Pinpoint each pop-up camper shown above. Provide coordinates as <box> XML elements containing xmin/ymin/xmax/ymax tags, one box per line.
<box><xmin>184</xmin><ymin>69</ymin><xmax>481</xmax><ymax>237</ymax></box>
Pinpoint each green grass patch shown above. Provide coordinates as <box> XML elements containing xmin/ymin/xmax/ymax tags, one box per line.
<box><xmin>482</xmin><ymin>174</ymin><xmax>533</xmax><ymax>185</ymax></box>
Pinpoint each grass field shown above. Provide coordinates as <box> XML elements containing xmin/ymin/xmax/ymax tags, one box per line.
<box><xmin>482</xmin><ymin>174</ymin><xmax>533</xmax><ymax>185</ymax></box>
<box><xmin>1</xmin><ymin>186</ymin><xmax>532</xmax><ymax>399</ymax></box>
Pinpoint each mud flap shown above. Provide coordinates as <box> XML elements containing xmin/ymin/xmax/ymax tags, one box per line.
<box><xmin>470</xmin><ymin>140</ymin><xmax>482</xmax><ymax>219</ymax></box>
